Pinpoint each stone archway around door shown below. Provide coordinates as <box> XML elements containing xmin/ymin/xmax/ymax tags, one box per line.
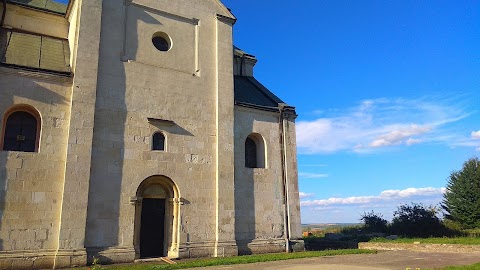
<box><xmin>134</xmin><ymin>175</ymin><xmax>181</xmax><ymax>259</ymax></box>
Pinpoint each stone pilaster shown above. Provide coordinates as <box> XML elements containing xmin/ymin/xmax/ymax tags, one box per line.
<box><xmin>213</xmin><ymin>14</ymin><xmax>238</xmax><ymax>257</ymax></box>
<box><xmin>54</xmin><ymin>0</ymin><xmax>103</xmax><ymax>267</ymax></box>
<box><xmin>283</xmin><ymin>109</ymin><xmax>304</xmax><ymax>249</ymax></box>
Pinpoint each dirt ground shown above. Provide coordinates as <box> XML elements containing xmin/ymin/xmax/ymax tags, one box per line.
<box><xmin>184</xmin><ymin>250</ymin><xmax>480</xmax><ymax>270</ymax></box>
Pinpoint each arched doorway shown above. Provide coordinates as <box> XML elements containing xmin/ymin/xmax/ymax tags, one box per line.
<box><xmin>134</xmin><ymin>176</ymin><xmax>180</xmax><ymax>259</ymax></box>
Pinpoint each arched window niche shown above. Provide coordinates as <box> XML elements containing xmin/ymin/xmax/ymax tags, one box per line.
<box><xmin>245</xmin><ymin>133</ymin><xmax>266</xmax><ymax>168</ymax></box>
<box><xmin>152</xmin><ymin>132</ymin><xmax>166</xmax><ymax>151</ymax></box>
<box><xmin>134</xmin><ymin>175</ymin><xmax>181</xmax><ymax>259</ymax></box>
<box><xmin>1</xmin><ymin>105</ymin><xmax>41</xmax><ymax>152</ymax></box>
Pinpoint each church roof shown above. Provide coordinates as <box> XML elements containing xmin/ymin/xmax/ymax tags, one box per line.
<box><xmin>234</xmin><ymin>75</ymin><xmax>285</xmax><ymax>110</ymax></box>
<box><xmin>233</xmin><ymin>46</ymin><xmax>255</xmax><ymax>59</ymax></box>
<box><xmin>0</xmin><ymin>29</ymin><xmax>72</xmax><ymax>75</ymax></box>
<box><xmin>7</xmin><ymin>0</ymin><xmax>68</xmax><ymax>15</ymax></box>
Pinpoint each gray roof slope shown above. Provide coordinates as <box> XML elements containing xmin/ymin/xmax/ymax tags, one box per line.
<box><xmin>234</xmin><ymin>75</ymin><xmax>284</xmax><ymax>109</ymax></box>
<box><xmin>8</xmin><ymin>0</ymin><xmax>68</xmax><ymax>14</ymax></box>
<box><xmin>233</xmin><ymin>46</ymin><xmax>255</xmax><ymax>58</ymax></box>
<box><xmin>0</xmin><ymin>29</ymin><xmax>72</xmax><ymax>75</ymax></box>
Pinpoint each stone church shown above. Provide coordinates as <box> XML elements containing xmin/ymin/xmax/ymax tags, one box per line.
<box><xmin>0</xmin><ymin>0</ymin><xmax>303</xmax><ymax>269</ymax></box>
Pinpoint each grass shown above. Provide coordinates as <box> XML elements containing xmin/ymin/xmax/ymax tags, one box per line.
<box><xmin>434</xmin><ymin>263</ymin><xmax>480</xmax><ymax>270</ymax></box>
<box><xmin>75</xmin><ymin>249</ymin><xmax>376</xmax><ymax>270</ymax></box>
<box><xmin>369</xmin><ymin>237</ymin><xmax>480</xmax><ymax>245</ymax></box>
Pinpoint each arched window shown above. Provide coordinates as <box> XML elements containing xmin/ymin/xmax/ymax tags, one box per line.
<box><xmin>152</xmin><ymin>132</ymin><xmax>165</xmax><ymax>151</ymax></box>
<box><xmin>1</xmin><ymin>106</ymin><xmax>41</xmax><ymax>152</ymax></box>
<box><xmin>245</xmin><ymin>137</ymin><xmax>257</xmax><ymax>168</ymax></box>
<box><xmin>245</xmin><ymin>133</ymin><xmax>266</xmax><ymax>168</ymax></box>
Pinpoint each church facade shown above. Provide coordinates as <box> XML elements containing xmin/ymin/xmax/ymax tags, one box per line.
<box><xmin>0</xmin><ymin>0</ymin><xmax>303</xmax><ymax>269</ymax></box>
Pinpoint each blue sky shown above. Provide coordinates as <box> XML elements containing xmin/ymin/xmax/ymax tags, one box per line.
<box><xmin>222</xmin><ymin>0</ymin><xmax>480</xmax><ymax>223</ymax></box>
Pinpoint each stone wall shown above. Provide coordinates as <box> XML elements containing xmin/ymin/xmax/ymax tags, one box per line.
<box><xmin>84</xmin><ymin>0</ymin><xmax>237</xmax><ymax>261</ymax></box>
<box><xmin>0</xmin><ymin>72</ymin><xmax>73</xmax><ymax>269</ymax></box>
<box><xmin>234</xmin><ymin>106</ymin><xmax>288</xmax><ymax>254</ymax></box>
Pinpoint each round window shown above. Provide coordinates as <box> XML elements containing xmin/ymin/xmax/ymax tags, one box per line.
<box><xmin>152</xmin><ymin>32</ymin><xmax>171</xmax><ymax>52</ymax></box>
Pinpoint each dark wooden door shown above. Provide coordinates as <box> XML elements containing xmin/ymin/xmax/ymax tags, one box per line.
<box><xmin>140</xmin><ymin>198</ymin><xmax>166</xmax><ymax>258</ymax></box>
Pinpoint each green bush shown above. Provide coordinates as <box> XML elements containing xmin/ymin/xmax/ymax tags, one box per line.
<box><xmin>390</xmin><ymin>203</ymin><xmax>444</xmax><ymax>237</ymax></box>
<box><xmin>360</xmin><ymin>211</ymin><xmax>388</xmax><ymax>233</ymax></box>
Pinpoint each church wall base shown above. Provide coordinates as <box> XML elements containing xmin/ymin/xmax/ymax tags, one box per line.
<box><xmin>0</xmin><ymin>249</ymin><xmax>55</xmax><ymax>270</ymax></box>
<box><xmin>290</xmin><ymin>239</ymin><xmax>306</xmax><ymax>252</ymax></box>
<box><xmin>0</xmin><ymin>239</ymin><xmax>305</xmax><ymax>269</ymax></box>
<box><xmin>53</xmin><ymin>249</ymin><xmax>88</xmax><ymax>269</ymax></box>
<box><xmin>214</xmin><ymin>241</ymin><xmax>239</xmax><ymax>258</ymax></box>
<box><xmin>237</xmin><ymin>238</ymin><xmax>288</xmax><ymax>255</ymax></box>
<box><xmin>85</xmin><ymin>246</ymin><xmax>136</xmax><ymax>265</ymax></box>
<box><xmin>178</xmin><ymin>240</ymin><xmax>238</xmax><ymax>258</ymax></box>
<box><xmin>0</xmin><ymin>248</ymin><xmax>87</xmax><ymax>270</ymax></box>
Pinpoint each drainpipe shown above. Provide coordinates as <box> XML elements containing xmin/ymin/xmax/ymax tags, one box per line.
<box><xmin>279</xmin><ymin>104</ymin><xmax>291</xmax><ymax>253</ymax></box>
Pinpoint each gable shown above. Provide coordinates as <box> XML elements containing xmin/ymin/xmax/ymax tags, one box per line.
<box><xmin>211</xmin><ymin>0</ymin><xmax>236</xmax><ymax>20</ymax></box>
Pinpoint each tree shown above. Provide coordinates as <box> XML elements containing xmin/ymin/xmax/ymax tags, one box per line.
<box><xmin>390</xmin><ymin>203</ymin><xmax>442</xmax><ymax>237</ymax></box>
<box><xmin>442</xmin><ymin>157</ymin><xmax>480</xmax><ymax>229</ymax></box>
<box><xmin>360</xmin><ymin>211</ymin><xmax>388</xmax><ymax>233</ymax></box>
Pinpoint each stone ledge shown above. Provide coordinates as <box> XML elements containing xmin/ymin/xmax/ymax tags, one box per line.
<box><xmin>359</xmin><ymin>242</ymin><xmax>480</xmax><ymax>253</ymax></box>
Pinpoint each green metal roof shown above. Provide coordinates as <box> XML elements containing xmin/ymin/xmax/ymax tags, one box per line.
<box><xmin>234</xmin><ymin>75</ymin><xmax>284</xmax><ymax>109</ymax></box>
<box><xmin>8</xmin><ymin>0</ymin><xmax>68</xmax><ymax>15</ymax></box>
<box><xmin>0</xmin><ymin>29</ymin><xmax>72</xmax><ymax>75</ymax></box>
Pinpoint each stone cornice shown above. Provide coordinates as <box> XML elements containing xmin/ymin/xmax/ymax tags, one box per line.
<box><xmin>216</xmin><ymin>14</ymin><xmax>236</xmax><ymax>25</ymax></box>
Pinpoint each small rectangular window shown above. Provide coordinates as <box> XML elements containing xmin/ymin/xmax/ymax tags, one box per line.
<box><xmin>152</xmin><ymin>132</ymin><xmax>165</xmax><ymax>151</ymax></box>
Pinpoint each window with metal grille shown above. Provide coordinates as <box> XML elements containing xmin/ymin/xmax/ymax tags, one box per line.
<box><xmin>2</xmin><ymin>111</ymin><xmax>38</xmax><ymax>152</ymax></box>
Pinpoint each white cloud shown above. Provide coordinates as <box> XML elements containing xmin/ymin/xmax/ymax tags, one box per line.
<box><xmin>296</xmin><ymin>97</ymin><xmax>471</xmax><ymax>154</ymax></box>
<box><xmin>369</xmin><ymin>124</ymin><xmax>431</xmax><ymax>148</ymax></box>
<box><xmin>472</xmin><ymin>130</ymin><xmax>480</xmax><ymax>139</ymax></box>
<box><xmin>406</xmin><ymin>138</ymin><xmax>422</xmax><ymax>146</ymax></box>
<box><xmin>379</xmin><ymin>187</ymin><xmax>445</xmax><ymax>198</ymax></box>
<box><xmin>301</xmin><ymin>187</ymin><xmax>445</xmax><ymax>207</ymax></box>
<box><xmin>298</xmin><ymin>172</ymin><xmax>328</xmax><ymax>179</ymax></box>
<box><xmin>299</xmin><ymin>192</ymin><xmax>315</xmax><ymax>199</ymax></box>
<box><xmin>458</xmin><ymin>130</ymin><xmax>480</xmax><ymax>151</ymax></box>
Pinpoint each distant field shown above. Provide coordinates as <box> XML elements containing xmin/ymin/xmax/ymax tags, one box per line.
<box><xmin>302</xmin><ymin>223</ymin><xmax>361</xmax><ymax>231</ymax></box>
